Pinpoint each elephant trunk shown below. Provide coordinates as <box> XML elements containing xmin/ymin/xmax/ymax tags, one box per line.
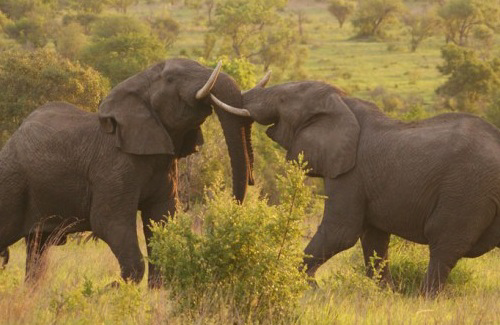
<box><xmin>211</xmin><ymin>74</ymin><xmax>254</xmax><ymax>202</ymax></box>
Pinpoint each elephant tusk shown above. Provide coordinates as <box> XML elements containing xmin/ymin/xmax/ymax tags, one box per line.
<box><xmin>242</xmin><ymin>70</ymin><xmax>272</xmax><ymax>94</ymax></box>
<box><xmin>210</xmin><ymin>94</ymin><xmax>251</xmax><ymax>117</ymax></box>
<box><xmin>196</xmin><ymin>61</ymin><xmax>222</xmax><ymax>99</ymax></box>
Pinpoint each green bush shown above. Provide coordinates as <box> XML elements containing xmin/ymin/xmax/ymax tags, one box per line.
<box><xmin>81</xmin><ymin>32</ymin><xmax>166</xmax><ymax>86</ymax></box>
<box><xmin>149</xmin><ymin>155</ymin><xmax>314</xmax><ymax>322</ymax></box>
<box><xmin>0</xmin><ymin>48</ymin><xmax>109</xmax><ymax>146</ymax></box>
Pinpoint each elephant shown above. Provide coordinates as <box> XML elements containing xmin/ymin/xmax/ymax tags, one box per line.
<box><xmin>213</xmin><ymin>80</ymin><xmax>500</xmax><ymax>296</ymax></box>
<box><xmin>0</xmin><ymin>58</ymin><xmax>254</xmax><ymax>287</ymax></box>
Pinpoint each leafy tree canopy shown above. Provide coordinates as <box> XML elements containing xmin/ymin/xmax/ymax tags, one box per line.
<box><xmin>436</xmin><ymin>44</ymin><xmax>500</xmax><ymax>113</ymax></box>
<box><xmin>209</xmin><ymin>0</ymin><xmax>305</xmax><ymax>75</ymax></box>
<box><xmin>82</xmin><ymin>32</ymin><xmax>166</xmax><ymax>86</ymax></box>
<box><xmin>0</xmin><ymin>49</ymin><xmax>109</xmax><ymax>145</ymax></box>
<box><xmin>351</xmin><ymin>0</ymin><xmax>404</xmax><ymax>39</ymax></box>
<box><xmin>438</xmin><ymin>0</ymin><xmax>500</xmax><ymax>46</ymax></box>
<box><xmin>327</xmin><ymin>0</ymin><xmax>356</xmax><ymax>28</ymax></box>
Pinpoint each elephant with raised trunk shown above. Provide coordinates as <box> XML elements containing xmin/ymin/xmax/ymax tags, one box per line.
<box><xmin>0</xmin><ymin>58</ymin><xmax>254</xmax><ymax>287</ymax></box>
<box><xmin>214</xmin><ymin>80</ymin><xmax>500</xmax><ymax>296</ymax></box>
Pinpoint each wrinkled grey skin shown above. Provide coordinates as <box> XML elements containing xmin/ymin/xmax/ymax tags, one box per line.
<box><xmin>0</xmin><ymin>58</ymin><xmax>253</xmax><ymax>287</ymax></box>
<box><xmin>242</xmin><ymin>81</ymin><xmax>500</xmax><ymax>296</ymax></box>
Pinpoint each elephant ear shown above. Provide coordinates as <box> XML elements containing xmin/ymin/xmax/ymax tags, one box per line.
<box><xmin>99</xmin><ymin>92</ymin><xmax>175</xmax><ymax>155</ymax></box>
<box><xmin>287</xmin><ymin>94</ymin><xmax>360</xmax><ymax>178</ymax></box>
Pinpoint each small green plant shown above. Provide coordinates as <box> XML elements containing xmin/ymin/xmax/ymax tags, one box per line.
<box><xmin>150</xmin><ymin>154</ymin><xmax>315</xmax><ymax>322</ymax></box>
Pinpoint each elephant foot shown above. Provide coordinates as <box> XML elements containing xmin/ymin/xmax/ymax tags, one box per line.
<box><xmin>0</xmin><ymin>248</ymin><xmax>9</xmax><ymax>269</ymax></box>
<box><xmin>105</xmin><ymin>280</ymin><xmax>122</xmax><ymax>289</ymax></box>
<box><xmin>307</xmin><ymin>276</ymin><xmax>319</xmax><ymax>289</ymax></box>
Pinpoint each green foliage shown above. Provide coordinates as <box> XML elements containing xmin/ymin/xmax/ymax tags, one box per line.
<box><xmin>436</xmin><ymin>44</ymin><xmax>499</xmax><ymax>113</ymax></box>
<box><xmin>351</xmin><ymin>0</ymin><xmax>404</xmax><ymax>39</ymax></box>
<box><xmin>402</xmin><ymin>8</ymin><xmax>441</xmax><ymax>52</ymax></box>
<box><xmin>4</xmin><ymin>14</ymin><xmax>50</xmax><ymax>47</ymax></box>
<box><xmin>108</xmin><ymin>0</ymin><xmax>139</xmax><ymax>13</ymax></box>
<box><xmin>0</xmin><ymin>49</ymin><xmax>109</xmax><ymax>146</ymax></box>
<box><xmin>209</xmin><ymin>0</ymin><xmax>305</xmax><ymax>75</ymax></box>
<box><xmin>90</xmin><ymin>14</ymin><xmax>149</xmax><ymax>39</ymax></box>
<box><xmin>147</xmin><ymin>15</ymin><xmax>180</xmax><ymax>49</ymax></box>
<box><xmin>327</xmin><ymin>0</ymin><xmax>356</xmax><ymax>28</ymax></box>
<box><xmin>56</xmin><ymin>22</ymin><xmax>87</xmax><ymax>59</ymax></box>
<box><xmin>62</xmin><ymin>13</ymin><xmax>99</xmax><ymax>34</ymax></box>
<box><xmin>81</xmin><ymin>15</ymin><xmax>166</xmax><ymax>85</ymax></box>
<box><xmin>485</xmin><ymin>91</ymin><xmax>500</xmax><ymax>128</ymax></box>
<box><xmin>150</xmin><ymin>155</ymin><xmax>314</xmax><ymax>321</ymax></box>
<box><xmin>0</xmin><ymin>0</ymin><xmax>54</xmax><ymax>20</ymax></box>
<box><xmin>64</xmin><ymin>0</ymin><xmax>108</xmax><ymax>14</ymax></box>
<box><xmin>201</xmin><ymin>56</ymin><xmax>257</xmax><ymax>90</ymax></box>
<box><xmin>438</xmin><ymin>0</ymin><xmax>499</xmax><ymax>46</ymax></box>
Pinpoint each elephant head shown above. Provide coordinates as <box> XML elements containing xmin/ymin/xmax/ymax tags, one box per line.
<box><xmin>212</xmin><ymin>81</ymin><xmax>360</xmax><ymax>178</ymax></box>
<box><xmin>98</xmin><ymin>58</ymin><xmax>253</xmax><ymax>201</ymax></box>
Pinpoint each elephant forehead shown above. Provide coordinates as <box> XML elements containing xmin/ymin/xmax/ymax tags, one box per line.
<box><xmin>163</xmin><ymin>59</ymin><xmax>203</xmax><ymax>74</ymax></box>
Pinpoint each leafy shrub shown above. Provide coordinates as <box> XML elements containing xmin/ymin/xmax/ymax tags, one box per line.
<box><xmin>485</xmin><ymin>91</ymin><xmax>500</xmax><ymax>128</ymax></box>
<box><xmin>0</xmin><ymin>48</ymin><xmax>109</xmax><ymax>146</ymax></box>
<box><xmin>148</xmin><ymin>15</ymin><xmax>180</xmax><ymax>49</ymax></box>
<box><xmin>149</xmin><ymin>155</ymin><xmax>314</xmax><ymax>322</ymax></box>
<box><xmin>81</xmin><ymin>32</ymin><xmax>165</xmax><ymax>86</ymax></box>
<box><xmin>436</xmin><ymin>44</ymin><xmax>500</xmax><ymax>113</ymax></box>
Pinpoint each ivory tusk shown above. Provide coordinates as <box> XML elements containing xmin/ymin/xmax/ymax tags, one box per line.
<box><xmin>196</xmin><ymin>61</ymin><xmax>222</xmax><ymax>99</ymax></box>
<box><xmin>210</xmin><ymin>94</ymin><xmax>251</xmax><ymax>117</ymax></box>
<box><xmin>242</xmin><ymin>70</ymin><xmax>272</xmax><ymax>95</ymax></box>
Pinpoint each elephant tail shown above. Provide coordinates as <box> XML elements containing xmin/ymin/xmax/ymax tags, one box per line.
<box><xmin>0</xmin><ymin>248</ymin><xmax>9</xmax><ymax>269</ymax></box>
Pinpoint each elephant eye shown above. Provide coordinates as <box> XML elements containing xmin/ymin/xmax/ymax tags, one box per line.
<box><xmin>165</xmin><ymin>76</ymin><xmax>174</xmax><ymax>83</ymax></box>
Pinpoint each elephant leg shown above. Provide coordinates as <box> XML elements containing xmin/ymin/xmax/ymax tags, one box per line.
<box><xmin>25</xmin><ymin>230</ymin><xmax>52</xmax><ymax>284</ymax></box>
<box><xmin>303</xmin><ymin>178</ymin><xmax>364</xmax><ymax>277</ymax></box>
<box><xmin>361</xmin><ymin>226</ymin><xmax>393</xmax><ymax>288</ymax></box>
<box><xmin>0</xmin><ymin>248</ymin><xmax>9</xmax><ymax>269</ymax></box>
<box><xmin>420</xmin><ymin>248</ymin><xmax>458</xmax><ymax>298</ymax></box>
<box><xmin>90</xmin><ymin>195</ymin><xmax>144</xmax><ymax>284</ymax></box>
<box><xmin>141</xmin><ymin>160</ymin><xmax>178</xmax><ymax>289</ymax></box>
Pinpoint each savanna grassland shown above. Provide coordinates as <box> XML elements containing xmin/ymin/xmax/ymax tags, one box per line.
<box><xmin>0</xmin><ymin>0</ymin><xmax>500</xmax><ymax>324</ymax></box>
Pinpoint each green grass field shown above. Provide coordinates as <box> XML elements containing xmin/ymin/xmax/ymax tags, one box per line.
<box><xmin>0</xmin><ymin>1</ymin><xmax>499</xmax><ymax>324</ymax></box>
<box><xmin>0</xmin><ymin>218</ymin><xmax>498</xmax><ymax>324</ymax></box>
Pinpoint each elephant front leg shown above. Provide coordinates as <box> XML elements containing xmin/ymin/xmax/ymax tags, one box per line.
<box><xmin>303</xmin><ymin>178</ymin><xmax>364</xmax><ymax>278</ymax></box>
<box><xmin>91</xmin><ymin>196</ymin><xmax>145</xmax><ymax>284</ymax></box>
<box><xmin>361</xmin><ymin>226</ymin><xmax>393</xmax><ymax>288</ymax></box>
<box><xmin>141</xmin><ymin>201</ymin><xmax>174</xmax><ymax>289</ymax></box>
<box><xmin>141</xmin><ymin>160</ymin><xmax>178</xmax><ymax>289</ymax></box>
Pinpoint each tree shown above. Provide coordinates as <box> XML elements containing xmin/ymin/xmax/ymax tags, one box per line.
<box><xmin>327</xmin><ymin>0</ymin><xmax>355</xmax><ymax>28</ymax></box>
<box><xmin>436</xmin><ymin>44</ymin><xmax>500</xmax><ymax>113</ymax></box>
<box><xmin>108</xmin><ymin>0</ymin><xmax>138</xmax><ymax>13</ymax></box>
<box><xmin>0</xmin><ymin>49</ymin><xmax>109</xmax><ymax>146</ymax></box>
<box><xmin>438</xmin><ymin>0</ymin><xmax>499</xmax><ymax>46</ymax></box>
<box><xmin>90</xmin><ymin>14</ymin><xmax>150</xmax><ymax>39</ymax></box>
<box><xmin>402</xmin><ymin>8</ymin><xmax>441</xmax><ymax>52</ymax></box>
<box><xmin>209</xmin><ymin>0</ymin><xmax>305</xmax><ymax>75</ymax></box>
<box><xmin>147</xmin><ymin>15</ymin><xmax>180</xmax><ymax>49</ymax></box>
<box><xmin>82</xmin><ymin>24</ymin><xmax>166</xmax><ymax>85</ymax></box>
<box><xmin>351</xmin><ymin>0</ymin><xmax>404</xmax><ymax>39</ymax></box>
<box><xmin>56</xmin><ymin>22</ymin><xmax>87</xmax><ymax>59</ymax></box>
<box><xmin>4</xmin><ymin>12</ymin><xmax>54</xmax><ymax>48</ymax></box>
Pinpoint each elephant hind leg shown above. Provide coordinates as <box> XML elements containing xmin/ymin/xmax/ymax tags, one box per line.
<box><xmin>421</xmin><ymin>247</ymin><xmax>461</xmax><ymax>298</ymax></box>
<box><xmin>361</xmin><ymin>226</ymin><xmax>393</xmax><ymax>288</ymax></box>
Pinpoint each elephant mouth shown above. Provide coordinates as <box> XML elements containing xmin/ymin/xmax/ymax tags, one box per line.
<box><xmin>265</xmin><ymin>123</ymin><xmax>277</xmax><ymax>138</ymax></box>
